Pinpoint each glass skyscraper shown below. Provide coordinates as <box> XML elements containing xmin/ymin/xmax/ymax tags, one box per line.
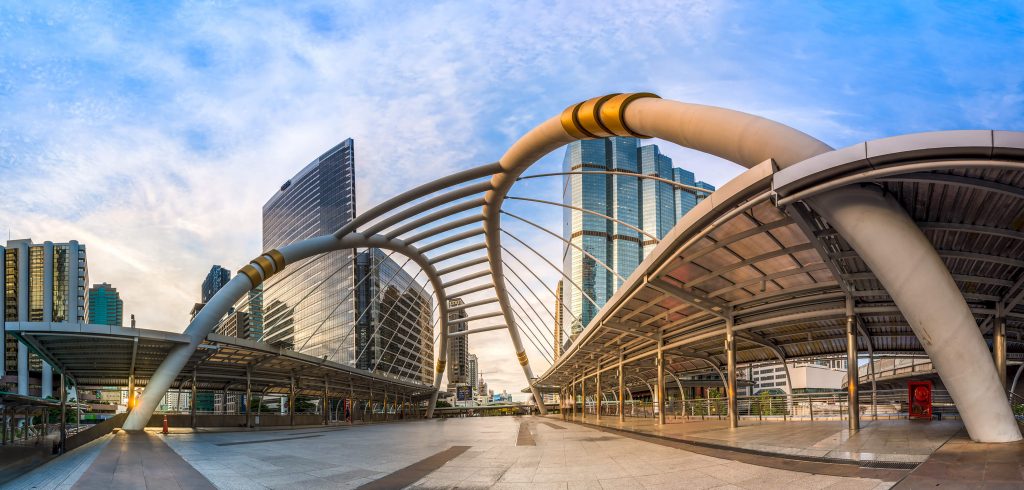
<box><xmin>1</xmin><ymin>238</ymin><xmax>88</xmax><ymax>395</ymax></box>
<box><xmin>354</xmin><ymin>248</ymin><xmax>433</xmax><ymax>385</ymax></box>
<box><xmin>87</xmin><ymin>282</ymin><xmax>123</xmax><ymax>326</ymax></box>
<box><xmin>262</xmin><ymin>138</ymin><xmax>356</xmax><ymax>359</ymax></box>
<box><xmin>560</xmin><ymin>137</ymin><xmax>715</xmax><ymax>335</ymax></box>
<box><xmin>201</xmin><ymin>265</ymin><xmax>231</xmax><ymax>303</ymax></box>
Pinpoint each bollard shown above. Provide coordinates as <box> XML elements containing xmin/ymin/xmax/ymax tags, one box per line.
<box><xmin>162</xmin><ymin>414</ymin><xmax>169</xmax><ymax>434</ymax></box>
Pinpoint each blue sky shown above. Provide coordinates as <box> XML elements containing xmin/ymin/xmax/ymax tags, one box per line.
<box><xmin>2</xmin><ymin>1</ymin><xmax>1022</xmax><ymax>395</ymax></box>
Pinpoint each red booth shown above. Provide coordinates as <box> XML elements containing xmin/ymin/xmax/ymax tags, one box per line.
<box><xmin>908</xmin><ymin>380</ymin><xmax>933</xmax><ymax>420</ymax></box>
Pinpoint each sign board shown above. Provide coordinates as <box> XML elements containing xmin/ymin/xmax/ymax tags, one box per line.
<box><xmin>456</xmin><ymin>385</ymin><xmax>473</xmax><ymax>401</ymax></box>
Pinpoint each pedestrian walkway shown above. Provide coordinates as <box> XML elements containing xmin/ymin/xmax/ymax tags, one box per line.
<box><xmin>70</xmin><ymin>430</ymin><xmax>214</xmax><ymax>489</ymax></box>
<box><xmin>894</xmin><ymin>431</ymin><xmax>1024</xmax><ymax>488</ymax></box>
<box><xmin>558</xmin><ymin>414</ymin><xmax>962</xmax><ymax>464</ymax></box>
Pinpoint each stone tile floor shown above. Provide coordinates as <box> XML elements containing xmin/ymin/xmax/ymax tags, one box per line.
<box><xmin>563</xmin><ymin>414</ymin><xmax>963</xmax><ymax>462</ymax></box>
<box><xmin>5</xmin><ymin>416</ymin><xmax>907</xmax><ymax>489</ymax></box>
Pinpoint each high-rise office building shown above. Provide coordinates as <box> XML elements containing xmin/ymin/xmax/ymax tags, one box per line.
<box><xmin>553</xmin><ymin>280</ymin><xmax>564</xmax><ymax>361</ymax></box>
<box><xmin>87</xmin><ymin>283</ymin><xmax>123</xmax><ymax>326</ymax></box>
<box><xmin>201</xmin><ymin>265</ymin><xmax>231</xmax><ymax>304</ymax></box>
<box><xmin>2</xmin><ymin>239</ymin><xmax>88</xmax><ymax>396</ymax></box>
<box><xmin>211</xmin><ymin>284</ymin><xmax>264</xmax><ymax>341</ymax></box>
<box><xmin>561</xmin><ymin>137</ymin><xmax>714</xmax><ymax>334</ymax></box>
<box><xmin>467</xmin><ymin>353</ymin><xmax>479</xmax><ymax>393</ymax></box>
<box><xmin>262</xmin><ymin>139</ymin><xmax>356</xmax><ymax>357</ymax></box>
<box><xmin>354</xmin><ymin>248</ymin><xmax>433</xmax><ymax>384</ymax></box>
<box><xmin>446</xmin><ymin>298</ymin><xmax>469</xmax><ymax>385</ymax></box>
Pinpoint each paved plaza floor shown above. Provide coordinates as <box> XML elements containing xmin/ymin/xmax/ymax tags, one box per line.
<box><xmin>6</xmin><ymin>416</ymin><xmax>903</xmax><ymax>489</ymax></box>
<box><xmin>559</xmin><ymin>414</ymin><xmax>963</xmax><ymax>463</ymax></box>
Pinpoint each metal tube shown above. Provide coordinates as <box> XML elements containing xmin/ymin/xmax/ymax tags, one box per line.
<box><xmin>725</xmin><ymin>315</ymin><xmax>737</xmax><ymax>429</ymax></box>
<box><xmin>846</xmin><ymin>296</ymin><xmax>860</xmax><ymax>432</ymax></box>
<box><xmin>245</xmin><ymin>368</ymin><xmax>252</xmax><ymax>428</ymax></box>
<box><xmin>190</xmin><ymin>371</ymin><xmax>197</xmax><ymax>429</ymax></box>
<box><xmin>59</xmin><ymin>374</ymin><xmax>66</xmax><ymax>454</ymax></box>
<box><xmin>995</xmin><ymin>304</ymin><xmax>1007</xmax><ymax>389</ymax></box>
<box><xmin>657</xmin><ymin>333</ymin><xmax>666</xmax><ymax>426</ymax></box>
<box><xmin>596</xmin><ymin>365</ymin><xmax>602</xmax><ymax>422</ymax></box>
<box><xmin>618</xmin><ymin>353</ymin><xmax>625</xmax><ymax>423</ymax></box>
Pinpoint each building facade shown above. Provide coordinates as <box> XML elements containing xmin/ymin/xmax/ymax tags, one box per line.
<box><xmin>746</xmin><ymin>359</ymin><xmax>848</xmax><ymax>395</ymax></box>
<box><xmin>87</xmin><ymin>283</ymin><xmax>123</xmax><ymax>326</ymax></box>
<box><xmin>467</xmin><ymin>353</ymin><xmax>479</xmax><ymax>394</ymax></box>
<box><xmin>212</xmin><ymin>284</ymin><xmax>264</xmax><ymax>341</ymax></box>
<box><xmin>261</xmin><ymin>138</ymin><xmax>357</xmax><ymax>358</ymax></box>
<box><xmin>354</xmin><ymin>248</ymin><xmax>433</xmax><ymax>384</ymax></box>
<box><xmin>561</xmin><ymin>137</ymin><xmax>715</xmax><ymax>334</ymax></box>
<box><xmin>446</xmin><ymin>297</ymin><xmax>469</xmax><ymax>384</ymax></box>
<box><xmin>2</xmin><ymin>238</ymin><xmax>88</xmax><ymax>396</ymax></box>
<box><xmin>201</xmin><ymin>265</ymin><xmax>231</xmax><ymax>304</ymax></box>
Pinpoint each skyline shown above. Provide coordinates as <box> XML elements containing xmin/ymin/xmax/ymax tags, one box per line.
<box><xmin>3</xmin><ymin>1</ymin><xmax>1023</xmax><ymax>398</ymax></box>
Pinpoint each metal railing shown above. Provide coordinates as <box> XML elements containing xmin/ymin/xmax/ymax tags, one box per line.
<box><xmin>569</xmin><ymin>389</ymin><xmax>964</xmax><ymax>422</ymax></box>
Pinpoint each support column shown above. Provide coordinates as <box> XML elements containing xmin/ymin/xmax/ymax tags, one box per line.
<box><xmin>41</xmin><ymin>242</ymin><xmax>53</xmax><ymax>399</ymax></box>
<box><xmin>323</xmin><ymin>377</ymin><xmax>329</xmax><ymax>425</ymax></box>
<box><xmin>725</xmin><ymin>315</ymin><xmax>737</xmax><ymax>429</ymax></box>
<box><xmin>571</xmin><ymin>379</ymin><xmax>576</xmax><ymax>421</ymax></box>
<box><xmin>127</xmin><ymin>375</ymin><xmax>135</xmax><ymax>412</ymax></box>
<box><xmin>595</xmin><ymin>364</ymin><xmax>602</xmax><ymax>422</ymax></box>
<box><xmin>618</xmin><ymin>352</ymin><xmax>625</xmax><ymax>423</ymax></box>
<box><xmin>810</xmin><ymin>185</ymin><xmax>1020</xmax><ymax>442</ymax></box>
<box><xmin>581</xmin><ymin>378</ymin><xmax>586</xmax><ymax>421</ymax></box>
<box><xmin>59</xmin><ymin>374</ymin><xmax>66</xmax><ymax>454</ymax></box>
<box><xmin>994</xmin><ymin>304</ymin><xmax>1007</xmax><ymax>389</ymax></box>
<box><xmin>245</xmin><ymin>367</ymin><xmax>252</xmax><ymax>428</ymax></box>
<box><xmin>190</xmin><ymin>371</ymin><xmax>197</xmax><ymax>429</ymax></box>
<box><xmin>16</xmin><ymin>241</ymin><xmax>27</xmax><ymax>396</ymax></box>
<box><xmin>846</xmin><ymin>296</ymin><xmax>860</xmax><ymax>432</ymax></box>
<box><xmin>657</xmin><ymin>332</ymin><xmax>666</xmax><ymax>426</ymax></box>
<box><xmin>289</xmin><ymin>375</ymin><xmax>296</xmax><ymax>426</ymax></box>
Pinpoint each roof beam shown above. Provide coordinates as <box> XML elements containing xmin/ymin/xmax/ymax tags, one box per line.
<box><xmin>650</xmin><ymin>278</ymin><xmax>730</xmax><ymax>319</ymax></box>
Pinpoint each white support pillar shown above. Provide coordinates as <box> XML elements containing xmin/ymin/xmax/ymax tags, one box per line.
<box><xmin>725</xmin><ymin>315</ymin><xmax>737</xmax><ymax>429</ymax></box>
<box><xmin>16</xmin><ymin>241</ymin><xmax>28</xmax><ymax>396</ymax></box>
<box><xmin>809</xmin><ymin>185</ymin><xmax>1021</xmax><ymax>442</ymax></box>
<box><xmin>846</xmin><ymin>295</ymin><xmax>860</xmax><ymax>432</ymax></box>
<box><xmin>41</xmin><ymin>242</ymin><xmax>54</xmax><ymax>399</ymax></box>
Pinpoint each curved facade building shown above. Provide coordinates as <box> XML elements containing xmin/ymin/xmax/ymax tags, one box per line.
<box><xmin>261</xmin><ymin>138</ymin><xmax>357</xmax><ymax>360</ymax></box>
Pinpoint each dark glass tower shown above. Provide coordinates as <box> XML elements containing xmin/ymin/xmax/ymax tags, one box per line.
<box><xmin>354</xmin><ymin>248</ymin><xmax>433</xmax><ymax>384</ymax></box>
<box><xmin>261</xmin><ymin>139</ymin><xmax>356</xmax><ymax>360</ymax></box>
<box><xmin>201</xmin><ymin>265</ymin><xmax>231</xmax><ymax>303</ymax></box>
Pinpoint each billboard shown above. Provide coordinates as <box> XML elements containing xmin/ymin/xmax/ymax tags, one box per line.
<box><xmin>456</xmin><ymin>385</ymin><xmax>473</xmax><ymax>401</ymax></box>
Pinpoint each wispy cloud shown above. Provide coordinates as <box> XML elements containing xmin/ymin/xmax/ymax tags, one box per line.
<box><xmin>2</xmin><ymin>0</ymin><xmax>1022</xmax><ymax>398</ymax></box>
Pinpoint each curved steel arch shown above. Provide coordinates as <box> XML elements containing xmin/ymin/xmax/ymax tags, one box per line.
<box><xmin>124</xmin><ymin>94</ymin><xmax>1022</xmax><ymax>443</ymax></box>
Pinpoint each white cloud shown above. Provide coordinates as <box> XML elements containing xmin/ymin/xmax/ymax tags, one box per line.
<box><xmin>4</xmin><ymin>0</ymin><xmax>1022</xmax><ymax>398</ymax></box>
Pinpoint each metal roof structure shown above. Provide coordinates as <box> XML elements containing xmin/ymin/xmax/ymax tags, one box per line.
<box><xmin>537</xmin><ymin>131</ymin><xmax>1024</xmax><ymax>391</ymax></box>
<box><xmin>7</xmin><ymin>322</ymin><xmax>434</xmax><ymax>399</ymax></box>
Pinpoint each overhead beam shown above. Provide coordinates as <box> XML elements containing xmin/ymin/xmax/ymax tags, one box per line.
<box><xmin>650</xmin><ymin>278</ymin><xmax>730</xmax><ymax>319</ymax></box>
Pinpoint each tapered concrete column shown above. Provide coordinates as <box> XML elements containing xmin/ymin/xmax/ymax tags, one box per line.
<box><xmin>809</xmin><ymin>185</ymin><xmax>1020</xmax><ymax>442</ymax></box>
<box><xmin>618</xmin><ymin>352</ymin><xmax>625</xmax><ymax>423</ymax></box>
<box><xmin>994</xmin><ymin>304</ymin><xmax>1007</xmax><ymax>389</ymax></box>
<box><xmin>846</xmin><ymin>296</ymin><xmax>860</xmax><ymax>432</ymax></box>
<box><xmin>725</xmin><ymin>316</ymin><xmax>737</xmax><ymax>429</ymax></box>
<box><xmin>657</xmin><ymin>332</ymin><xmax>666</xmax><ymax>426</ymax></box>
